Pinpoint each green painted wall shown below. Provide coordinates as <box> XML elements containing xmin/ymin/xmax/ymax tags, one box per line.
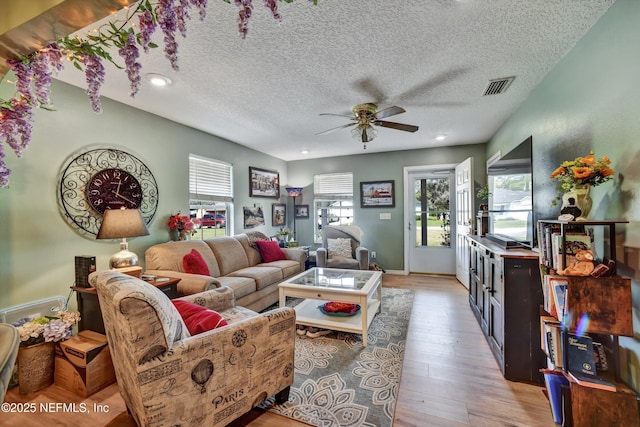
<box><xmin>0</xmin><ymin>79</ymin><xmax>289</xmax><ymax>309</ymax></box>
<box><xmin>0</xmin><ymin>77</ymin><xmax>485</xmax><ymax>311</ymax></box>
<box><xmin>488</xmin><ymin>0</ymin><xmax>640</xmax><ymax>392</ymax></box>
<box><xmin>288</xmin><ymin>145</ymin><xmax>487</xmax><ymax>271</ymax></box>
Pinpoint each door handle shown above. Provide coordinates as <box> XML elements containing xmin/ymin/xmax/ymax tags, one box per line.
<box><xmin>408</xmin><ymin>222</ymin><xmax>412</xmax><ymax>230</ymax></box>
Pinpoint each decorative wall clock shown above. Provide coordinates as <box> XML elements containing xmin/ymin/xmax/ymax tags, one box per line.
<box><xmin>58</xmin><ymin>147</ymin><xmax>159</xmax><ymax>236</ymax></box>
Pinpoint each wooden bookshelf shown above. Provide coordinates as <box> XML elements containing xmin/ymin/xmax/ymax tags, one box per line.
<box><xmin>537</xmin><ymin>219</ymin><xmax>639</xmax><ymax>426</ymax></box>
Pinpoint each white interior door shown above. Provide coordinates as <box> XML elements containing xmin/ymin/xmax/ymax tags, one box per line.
<box><xmin>455</xmin><ymin>157</ymin><xmax>474</xmax><ymax>288</ymax></box>
<box><xmin>404</xmin><ymin>165</ymin><xmax>456</xmax><ymax>275</ymax></box>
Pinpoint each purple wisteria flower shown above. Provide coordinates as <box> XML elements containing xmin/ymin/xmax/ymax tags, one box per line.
<box><xmin>83</xmin><ymin>53</ymin><xmax>105</xmax><ymax>113</ymax></box>
<box><xmin>156</xmin><ymin>0</ymin><xmax>180</xmax><ymax>71</ymax></box>
<box><xmin>31</xmin><ymin>43</ymin><xmax>65</xmax><ymax>107</ymax></box>
<box><xmin>118</xmin><ymin>32</ymin><xmax>142</xmax><ymax>97</ymax></box>
<box><xmin>1</xmin><ymin>98</ymin><xmax>33</xmax><ymax>158</ymax></box>
<box><xmin>138</xmin><ymin>10</ymin><xmax>157</xmax><ymax>53</ymax></box>
<box><xmin>176</xmin><ymin>0</ymin><xmax>191</xmax><ymax>38</ymax></box>
<box><xmin>190</xmin><ymin>0</ymin><xmax>208</xmax><ymax>20</ymax></box>
<box><xmin>261</xmin><ymin>0</ymin><xmax>282</xmax><ymax>21</ymax></box>
<box><xmin>235</xmin><ymin>0</ymin><xmax>254</xmax><ymax>39</ymax></box>
<box><xmin>7</xmin><ymin>59</ymin><xmax>34</xmax><ymax>104</ymax></box>
<box><xmin>0</xmin><ymin>145</ymin><xmax>8</xmax><ymax>188</ymax></box>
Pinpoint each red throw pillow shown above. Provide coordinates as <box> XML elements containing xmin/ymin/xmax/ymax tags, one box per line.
<box><xmin>182</xmin><ymin>249</ymin><xmax>210</xmax><ymax>276</ymax></box>
<box><xmin>255</xmin><ymin>240</ymin><xmax>287</xmax><ymax>262</ymax></box>
<box><xmin>172</xmin><ymin>300</ymin><xmax>227</xmax><ymax>335</ymax></box>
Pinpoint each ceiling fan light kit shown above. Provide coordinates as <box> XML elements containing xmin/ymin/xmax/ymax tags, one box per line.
<box><xmin>318</xmin><ymin>103</ymin><xmax>419</xmax><ymax>149</ymax></box>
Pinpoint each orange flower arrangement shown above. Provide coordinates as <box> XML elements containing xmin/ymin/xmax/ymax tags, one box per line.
<box><xmin>550</xmin><ymin>151</ymin><xmax>614</xmax><ymax>205</ymax></box>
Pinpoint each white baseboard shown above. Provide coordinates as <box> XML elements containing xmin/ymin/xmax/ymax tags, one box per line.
<box><xmin>382</xmin><ymin>269</ymin><xmax>405</xmax><ymax>275</ymax></box>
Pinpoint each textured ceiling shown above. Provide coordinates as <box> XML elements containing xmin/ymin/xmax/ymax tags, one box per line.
<box><xmin>51</xmin><ymin>0</ymin><xmax>616</xmax><ymax>161</ymax></box>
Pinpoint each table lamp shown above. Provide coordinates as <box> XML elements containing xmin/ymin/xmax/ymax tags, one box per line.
<box><xmin>286</xmin><ymin>187</ymin><xmax>303</xmax><ymax>240</ymax></box>
<box><xmin>97</xmin><ymin>207</ymin><xmax>149</xmax><ymax>268</ymax></box>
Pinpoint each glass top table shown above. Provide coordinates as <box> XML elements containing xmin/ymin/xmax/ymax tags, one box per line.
<box><xmin>286</xmin><ymin>268</ymin><xmax>376</xmax><ymax>290</ymax></box>
<box><xmin>278</xmin><ymin>267</ymin><xmax>382</xmax><ymax>346</ymax></box>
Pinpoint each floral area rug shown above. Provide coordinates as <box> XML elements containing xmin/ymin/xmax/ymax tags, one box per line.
<box><xmin>260</xmin><ymin>287</ymin><xmax>414</xmax><ymax>427</ymax></box>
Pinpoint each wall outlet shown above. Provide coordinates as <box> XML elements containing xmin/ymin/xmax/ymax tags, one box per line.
<box><xmin>371</xmin><ymin>251</ymin><xmax>377</xmax><ymax>259</ymax></box>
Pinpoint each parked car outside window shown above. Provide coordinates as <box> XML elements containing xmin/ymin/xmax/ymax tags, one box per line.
<box><xmin>200</xmin><ymin>213</ymin><xmax>226</xmax><ymax>228</ymax></box>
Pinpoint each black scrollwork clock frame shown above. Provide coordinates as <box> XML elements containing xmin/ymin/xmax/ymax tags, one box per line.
<box><xmin>58</xmin><ymin>147</ymin><xmax>159</xmax><ymax>236</ymax></box>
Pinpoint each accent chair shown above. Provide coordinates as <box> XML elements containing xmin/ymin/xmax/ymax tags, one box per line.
<box><xmin>316</xmin><ymin>225</ymin><xmax>369</xmax><ymax>270</ymax></box>
<box><xmin>90</xmin><ymin>270</ymin><xmax>295</xmax><ymax>427</ymax></box>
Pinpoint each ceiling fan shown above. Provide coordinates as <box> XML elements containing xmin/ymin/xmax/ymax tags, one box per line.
<box><xmin>317</xmin><ymin>103</ymin><xmax>419</xmax><ymax>149</ymax></box>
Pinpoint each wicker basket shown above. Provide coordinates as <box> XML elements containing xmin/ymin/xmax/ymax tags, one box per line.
<box><xmin>18</xmin><ymin>341</ymin><xmax>55</xmax><ymax>394</ymax></box>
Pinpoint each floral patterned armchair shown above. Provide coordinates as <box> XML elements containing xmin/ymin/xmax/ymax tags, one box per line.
<box><xmin>90</xmin><ymin>270</ymin><xmax>295</xmax><ymax>427</ymax></box>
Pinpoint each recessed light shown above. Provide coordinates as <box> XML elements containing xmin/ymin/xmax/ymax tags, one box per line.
<box><xmin>300</xmin><ymin>148</ymin><xmax>310</xmax><ymax>154</ymax></box>
<box><xmin>146</xmin><ymin>73</ymin><xmax>172</xmax><ymax>87</ymax></box>
<box><xmin>435</xmin><ymin>135</ymin><xmax>446</xmax><ymax>141</ymax></box>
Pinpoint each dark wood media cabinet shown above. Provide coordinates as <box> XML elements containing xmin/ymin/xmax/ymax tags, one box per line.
<box><xmin>467</xmin><ymin>235</ymin><xmax>545</xmax><ymax>384</ymax></box>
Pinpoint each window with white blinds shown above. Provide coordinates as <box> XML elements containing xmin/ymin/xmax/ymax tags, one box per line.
<box><xmin>189</xmin><ymin>155</ymin><xmax>233</xmax><ymax>203</ymax></box>
<box><xmin>313</xmin><ymin>172</ymin><xmax>353</xmax><ymax>242</ymax></box>
<box><xmin>314</xmin><ymin>172</ymin><xmax>353</xmax><ymax>199</ymax></box>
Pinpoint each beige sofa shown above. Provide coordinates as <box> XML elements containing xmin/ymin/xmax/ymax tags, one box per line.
<box><xmin>144</xmin><ymin>232</ymin><xmax>306</xmax><ymax>312</ymax></box>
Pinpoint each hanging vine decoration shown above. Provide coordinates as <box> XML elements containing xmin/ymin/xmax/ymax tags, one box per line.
<box><xmin>0</xmin><ymin>0</ymin><xmax>319</xmax><ymax>188</ymax></box>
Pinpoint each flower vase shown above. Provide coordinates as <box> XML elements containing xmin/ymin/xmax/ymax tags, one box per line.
<box><xmin>17</xmin><ymin>341</ymin><xmax>55</xmax><ymax>394</ymax></box>
<box><xmin>561</xmin><ymin>184</ymin><xmax>592</xmax><ymax>221</ymax></box>
<box><xmin>169</xmin><ymin>229</ymin><xmax>180</xmax><ymax>241</ymax></box>
<box><xmin>179</xmin><ymin>230</ymin><xmax>191</xmax><ymax>241</ymax></box>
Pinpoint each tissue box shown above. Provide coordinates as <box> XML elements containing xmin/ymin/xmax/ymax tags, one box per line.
<box><xmin>54</xmin><ymin>330</ymin><xmax>116</xmax><ymax>397</ymax></box>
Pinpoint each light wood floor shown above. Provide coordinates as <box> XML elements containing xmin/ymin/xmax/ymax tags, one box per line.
<box><xmin>4</xmin><ymin>274</ymin><xmax>555</xmax><ymax>426</ymax></box>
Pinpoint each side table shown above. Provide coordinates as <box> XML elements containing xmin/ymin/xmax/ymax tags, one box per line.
<box><xmin>72</xmin><ymin>276</ymin><xmax>181</xmax><ymax>334</ymax></box>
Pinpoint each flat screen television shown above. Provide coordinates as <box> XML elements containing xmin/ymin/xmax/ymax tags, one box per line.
<box><xmin>485</xmin><ymin>136</ymin><xmax>535</xmax><ymax>249</ymax></box>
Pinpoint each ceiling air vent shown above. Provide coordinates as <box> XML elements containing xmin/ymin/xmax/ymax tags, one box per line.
<box><xmin>483</xmin><ymin>77</ymin><xmax>515</xmax><ymax>96</ymax></box>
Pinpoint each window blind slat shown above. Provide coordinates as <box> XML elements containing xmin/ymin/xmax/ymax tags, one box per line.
<box><xmin>314</xmin><ymin>173</ymin><xmax>353</xmax><ymax>198</ymax></box>
<box><xmin>189</xmin><ymin>155</ymin><xmax>233</xmax><ymax>203</ymax></box>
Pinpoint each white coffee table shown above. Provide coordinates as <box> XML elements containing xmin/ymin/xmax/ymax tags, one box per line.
<box><xmin>278</xmin><ymin>267</ymin><xmax>382</xmax><ymax>346</ymax></box>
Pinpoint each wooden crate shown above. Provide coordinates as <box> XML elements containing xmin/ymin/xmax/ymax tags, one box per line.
<box><xmin>570</xmin><ymin>380</ymin><xmax>640</xmax><ymax>426</ymax></box>
<box><xmin>566</xmin><ymin>276</ymin><xmax>632</xmax><ymax>336</ymax></box>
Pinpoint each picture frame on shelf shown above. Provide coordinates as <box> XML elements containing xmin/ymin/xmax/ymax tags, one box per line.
<box><xmin>360</xmin><ymin>180</ymin><xmax>395</xmax><ymax>208</ymax></box>
<box><xmin>272</xmin><ymin>203</ymin><xmax>286</xmax><ymax>226</ymax></box>
<box><xmin>249</xmin><ymin>166</ymin><xmax>280</xmax><ymax>198</ymax></box>
<box><xmin>295</xmin><ymin>204</ymin><xmax>309</xmax><ymax>219</ymax></box>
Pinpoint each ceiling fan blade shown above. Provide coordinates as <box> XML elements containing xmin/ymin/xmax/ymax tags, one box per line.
<box><xmin>375</xmin><ymin>106</ymin><xmax>406</xmax><ymax>119</ymax></box>
<box><xmin>352</xmin><ymin>77</ymin><xmax>387</xmax><ymax>103</ymax></box>
<box><xmin>319</xmin><ymin>113</ymin><xmax>355</xmax><ymax>119</ymax></box>
<box><xmin>316</xmin><ymin>122</ymin><xmax>356</xmax><ymax>136</ymax></box>
<box><xmin>374</xmin><ymin>120</ymin><xmax>419</xmax><ymax>133</ymax></box>
<box><xmin>397</xmin><ymin>67</ymin><xmax>471</xmax><ymax>103</ymax></box>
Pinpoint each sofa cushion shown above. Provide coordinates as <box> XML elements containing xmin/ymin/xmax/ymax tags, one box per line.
<box><xmin>171</xmin><ymin>300</ymin><xmax>227</xmax><ymax>334</ymax></box>
<box><xmin>328</xmin><ymin>238</ymin><xmax>352</xmax><ymax>258</ymax></box>
<box><xmin>214</xmin><ymin>276</ymin><xmax>257</xmax><ymax>299</ymax></box>
<box><xmin>145</xmin><ymin>241</ymin><xmax>221</xmax><ymax>277</ymax></box>
<box><xmin>255</xmin><ymin>240</ymin><xmax>287</xmax><ymax>262</ymax></box>
<box><xmin>228</xmin><ymin>266</ymin><xmax>283</xmax><ymax>290</ymax></box>
<box><xmin>326</xmin><ymin>257</ymin><xmax>360</xmax><ymax>269</ymax></box>
<box><xmin>182</xmin><ymin>249</ymin><xmax>210</xmax><ymax>276</ymax></box>
<box><xmin>258</xmin><ymin>260</ymin><xmax>301</xmax><ymax>279</ymax></box>
<box><xmin>235</xmin><ymin>233</ymin><xmax>264</xmax><ymax>266</ymax></box>
<box><xmin>205</xmin><ymin>237</ymin><xmax>250</xmax><ymax>276</ymax></box>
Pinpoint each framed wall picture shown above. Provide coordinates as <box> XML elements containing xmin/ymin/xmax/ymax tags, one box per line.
<box><xmin>272</xmin><ymin>203</ymin><xmax>286</xmax><ymax>226</ymax></box>
<box><xmin>249</xmin><ymin>166</ymin><xmax>280</xmax><ymax>198</ymax></box>
<box><xmin>295</xmin><ymin>204</ymin><xmax>309</xmax><ymax>219</ymax></box>
<box><xmin>243</xmin><ymin>204</ymin><xmax>265</xmax><ymax>229</ymax></box>
<box><xmin>360</xmin><ymin>180</ymin><xmax>395</xmax><ymax>208</ymax></box>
